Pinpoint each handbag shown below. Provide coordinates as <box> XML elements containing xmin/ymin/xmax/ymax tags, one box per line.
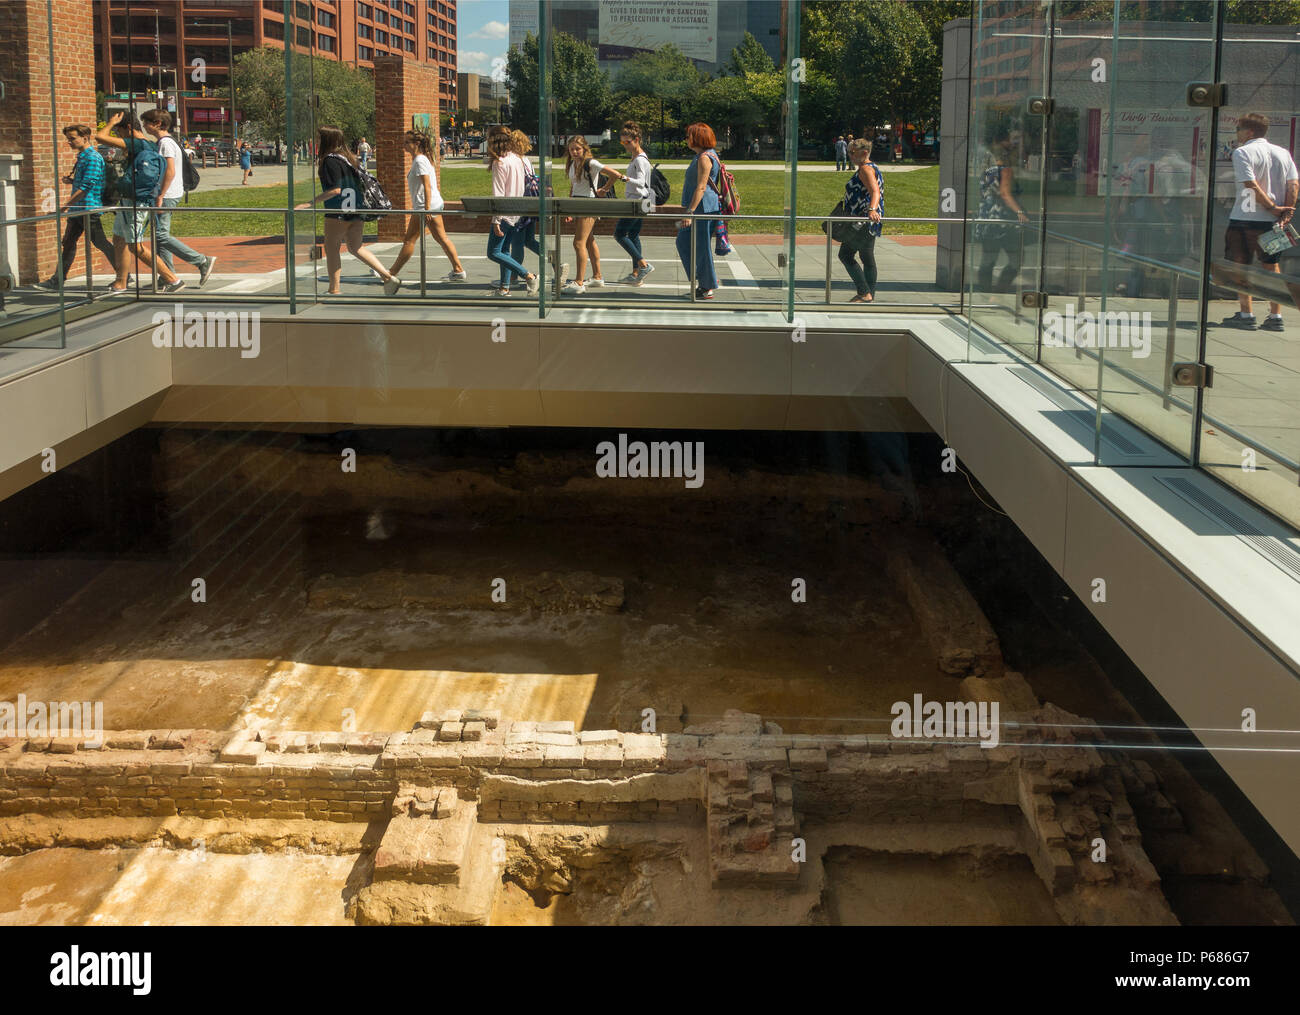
<box><xmin>822</xmin><ymin>200</ymin><xmax>861</xmax><ymax>244</ymax></box>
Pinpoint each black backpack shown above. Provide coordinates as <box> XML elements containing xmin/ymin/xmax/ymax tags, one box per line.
<box><xmin>181</xmin><ymin>149</ymin><xmax>201</xmax><ymax>192</ymax></box>
<box><xmin>327</xmin><ymin>153</ymin><xmax>392</xmax><ymax>220</ymax></box>
<box><xmin>650</xmin><ymin>163</ymin><xmax>671</xmax><ymax>205</ymax></box>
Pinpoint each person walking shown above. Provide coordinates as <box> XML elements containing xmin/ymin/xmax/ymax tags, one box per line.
<box><xmin>508</xmin><ymin>130</ymin><xmax>567</xmax><ymax>288</ymax></box>
<box><xmin>839</xmin><ymin>137</ymin><xmax>884</xmax><ymax>303</ymax></box>
<box><xmin>676</xmin><ymin>122</ymin><xmax>722</xmax><ymax>300</ymax></box>
<box><xmin>294</xmin><ymin>125</ymin><xmax>399</xmax><ymax>296</ymax></box>
<box><xmin>94</xmin><ymin>112</ymin><xmax>184</xmax><ymax>293</ymax></box>
<box><xmin>834</xmin><ymin>135</ymin><xmax>848</xmax><ymax>172</ymax></box>
<box><xmin>1221</xmin><ymin>112</ymin><xmax>1298</xmax><ymax>332</ymax></box>
<box><xmin>143</xmin><ymin>110</ymin><xmax>217</xmax><ymax>287</ymax></box>
<box><xmin>37</xmin><ymin>124</ymin><xmax>118</xmax><ymax>289</ymax></box>
<box><xmin>484</xmin><ymin>128</ymin><xmax>538</xmax><ymax>298</ymax></box>
<box><xmin>613</xmin><ymin>121</ymin><xmax>654</xmax><ymax>286</ymax></box>
<box><xmin>358</xmin><ymin>136</ymin><xmax>372</xmax><ymax>171</ymax></box>
<box><xmin>383</xmin><ymin>128</ymin><xmax>466</xmax><ymax>290</ymax></box>
<box><xmin>238</xmin><ymin>139</ymin><xmax>253</xmax><ymax>184</ymax></box>
<box><xmin>561</xmin><ymin>135</ymin><xmax>624</xmax><ymax>294</ymax></box>
<box><xmin>974</xmin><ymin>127</ymin><xmax>1029</xmax><ymax>293</ymax></box>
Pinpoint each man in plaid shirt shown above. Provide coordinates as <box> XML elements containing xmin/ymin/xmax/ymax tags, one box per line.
<box><xmin>39</xmin><ymin>125</ymin><xmax>119</xmax><ymax>289</ymax></box>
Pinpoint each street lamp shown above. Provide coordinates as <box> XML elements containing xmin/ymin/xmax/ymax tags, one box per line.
<box><xmin>190</xmin><ymin>19</ymin><xmax>236</xmax><ymax>150</ymax></box>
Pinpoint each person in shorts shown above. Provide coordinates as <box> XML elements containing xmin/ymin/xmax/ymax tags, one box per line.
<box><xmin>143</xmin><ymin>110</ymin><xmax>217</xmax><ymax>287</ymax></box>
<box><xmin>95</xmin><ymin>112</ymin><xmax>184</xmax><ymax>293</ymax></box>
<box><xmin>1222</xmin><ymin>112</ymin><xmax>1298</xmax><ymax>332</ymax></box>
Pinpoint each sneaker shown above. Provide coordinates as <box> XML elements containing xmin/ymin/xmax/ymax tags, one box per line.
<box><xmin>494</xmin><ymin>285</ymin><xmax>511</xmax><ymax>297</ymax></box>
<box><xmin>638</xmin><ymin>262</ymin><xmax>655</xmax><ymax>282</ymax></box>
<box><xmin>563</xmin><ymin>279</ymin><xmax>586</xmax><ymax>294</ymax></box>
<box><xmin>34</xmin><ymin>277</ymin><xmax>62</xmax><ymax>290</ymax></box>
<box><xmin>1261</xmin><ymin>315</ymin><xmax>1285</xmax><ymax>332</ymax></box>
<box><xmin>199</xmin><ymin>256</ymin><xmax>217</xmax><ymax>287</ymax></box>
<box><xmin>525</xmin><ymin>274</ymin><xmax>539</xmax><ymax>295</ymax></box>
<box><xmin>383</xmin><ymin>276</ymin><xmax>403</xmax><ymax>295</ymax></box>
<box><xmin>162</xmin><ymin>279</ymin><xmax>186</xmax><ymax>294</ymax></box>
<box><xmin>1222</xmin><ymin>311</ymin><xmax>1257</xmax><ymax>329</ymax></box>
<box><xmin>444</xmin><ymin>270</ymin><xmax>468</xmax><ymax>282</ymax></box>
<box><xmin>620</xmin><ymin>272</ymin><xmax>641</xmax><ymax>286</ymax></box>
<box><xmin>695</xmin><ymin>287</ymin><xmax>714</xmax><ymax>300</ymax></box>
<box><xmin>586</xmin><ymin>277</ymin><xmax>605</xmax><ymax>289</ymax></box>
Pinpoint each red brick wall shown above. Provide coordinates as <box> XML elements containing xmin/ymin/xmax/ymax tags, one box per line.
<box><xmin>372</xmin><ymin>56</ymin><xmax>441</xmax><ymax>241</ymax></box>
<box><xmin>0</xmin><ymin>0</ymin><xmax>97</xmax><ymax>281</ymax></box>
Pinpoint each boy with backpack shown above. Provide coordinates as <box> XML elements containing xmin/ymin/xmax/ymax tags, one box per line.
<box><xmin>95</xmin><ymin>111</ymin><xmax>184</xmax><ymax>293</ymax></box>
<box><xmin>142</xmin><ymin>110</ymin><xmax>216</xmax><ymax>287</ymax></box>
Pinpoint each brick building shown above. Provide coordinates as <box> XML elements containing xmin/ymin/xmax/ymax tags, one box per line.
<box><xmin>94</xmin><ymin>0</ymin><xmax>457</xmax><ymax>139</ymax></box>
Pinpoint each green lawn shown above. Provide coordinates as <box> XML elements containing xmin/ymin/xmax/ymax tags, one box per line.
<box><xmin>160</xmin><ymin>164</ymin><xmax>941</xmax><ymax>238</ymax></box>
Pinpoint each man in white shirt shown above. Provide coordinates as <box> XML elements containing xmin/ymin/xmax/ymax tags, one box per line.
<box><xmin>1223</xmin><ymin>112</ymin><xmax>1298</xmax><ymax>331</ymax></box>
<box><xmin>143</xmin><ymin>110</ymin><xmax>216</xmax><ymax>287</ymax></box>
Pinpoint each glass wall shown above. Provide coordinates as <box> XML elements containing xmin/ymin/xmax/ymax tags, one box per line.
<box><xmin>964</xmin><ymin>0</ymin><xmax>1300</xmax><ymax>528</ymax></box>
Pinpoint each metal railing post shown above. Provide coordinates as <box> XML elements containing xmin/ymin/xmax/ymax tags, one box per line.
<box><xmin>419</xmin><ymin>212</ymin><xmax>427</xmax><ymax>297</ymax></box>
<box><xmin>148</xmin><ymin>205</ymin><xmax>159</xmax><ymax>291</ymax></box>
<box><xmin>283</xmin><ymin>210</ymin><xmax>292</xmax><ymax>296</ymax></box>
<box><xmin>690</xmin><ymin>215</ymin><xmax>697</xmax><ymax>302</ymax></box>
<box><xmin>83</xmin><ymin>210</ymin><xmax>93</xmax><ymax>296</ymax></box>
<box><xmin>824</xmin><ymin>221</ymin><xmax>832</xmax><ymax>304</ymax></box>
<box><xmin>1163</xmin><ymin>279</ymin><xmax>1179</xmax><ymax>410</ymax></box>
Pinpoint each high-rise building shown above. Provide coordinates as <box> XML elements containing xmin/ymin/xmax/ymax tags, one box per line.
<box><xmin>94</xmin><ymin>0</ymin><xmax>458</xmax><ymax>138</ymax></box>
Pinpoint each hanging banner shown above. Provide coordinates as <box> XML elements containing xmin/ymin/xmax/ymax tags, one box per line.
<box><xmin>598</xmin><ymin>0</ymin><xmax>717</xmax><ymax>64</ymax></box>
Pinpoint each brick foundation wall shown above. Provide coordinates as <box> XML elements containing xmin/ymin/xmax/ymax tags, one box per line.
<box><xmin>0</xmin><ymin>0</ymin><xmax>97</xmax><ymax>281</ymax></box>
<box><xmin>373</xmin><ymin>56</ymin><xmax>441</xmax><ymax>243</ymax></box>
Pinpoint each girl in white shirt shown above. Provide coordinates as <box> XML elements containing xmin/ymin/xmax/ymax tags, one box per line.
<box><xmin>385</xmin><ymin>129</ymin><xmax>466</xmax><ymax>290</ymax></box>
<box><xmin>613</xmin><ymin>120</ymin><xmax>654</xmax><ymax>285</ymax></box>
<box><xmin>562</xmin><ymin>134</ymin><xmax>627</xmax><ymax>293</ymax></box>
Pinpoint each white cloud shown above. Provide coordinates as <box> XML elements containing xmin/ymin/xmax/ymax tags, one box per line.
<box><xmin>469</xmin><ymin>21</ymin><xmax>509</xmax><ymax>40</ymax></box>
<box><xmin>458</xmin><ymin>50</ymin><xmax>492</xmax><ymax>74</ymax></box>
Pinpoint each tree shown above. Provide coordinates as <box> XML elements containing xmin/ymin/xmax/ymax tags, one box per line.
<box><xmin>613</xmin><ymin>44</ymin><xmax>703</xmax><ymax>155</ymax></box>
<box><xmin>801</xmin><ymin>0</ymin><xmax>933</xmax><ymax>136</ymax></box>
<box><xmin>232</xmin><ymin>47</ymin><xmax>373</xmax><ymax>145</ymax></box>
<box><xmin>686</xmin><ymin>71</ymin><xmax>782</xmax><ymax>153</ymax></box>
<box><xmin>507</xmin><ymin>31</ymin><xmax>611</xmax><ymax>148</ymax></box>
<box><xmin>723</xmin><ymin>32</ymin><xmax>776</xmax><ymax>76</ymax></box>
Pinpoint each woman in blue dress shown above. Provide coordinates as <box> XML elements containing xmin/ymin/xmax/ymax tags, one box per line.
<box><xmin>676</xmin><ymin>122</ymin><xmax>721</xmax><ymax>299</ymax></box>
<box><xmin>841</xmin><ymin>137</ymin><xmax>885</xmax><ymax>303</ymax></box>
<box><xmin>239</xmin><ymin>140</ymin><xmax>253</xmax><ymax>185</ymax></box>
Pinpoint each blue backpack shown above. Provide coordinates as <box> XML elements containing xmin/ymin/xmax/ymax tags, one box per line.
<box><xmin>122</xmin><ymin>139</ymin><xmax>166</xmax><ymax>202</ymax></box>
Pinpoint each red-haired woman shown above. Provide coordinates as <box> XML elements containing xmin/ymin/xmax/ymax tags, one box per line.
<box><xmin>676</xmin><ymin>123</ymin><xmax>721</xmax><ymax>299</ymax></box>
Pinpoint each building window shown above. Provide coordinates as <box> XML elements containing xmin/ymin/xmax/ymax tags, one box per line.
<box><xmin>264</xmin><ymin>18</ymin><xmax>284</xmax><ymax>39</ymax></box>
<box><xmin>296</xmin><ymin>25</ymin><xmax>311</xmax><ymax>46</ymax></box>
<box><xmin>404</xmin><ymin>37</ymin><xmax>414</xmax><ymax>51</ymax></box>
<box><xmin>318</xmin><ymin>33</ymin><xmax>334</xmax><ymax>52</ymax></box>
<box><xmin>295</xmin><ymin>1</ymin><xmax>310</xmax><ymax>20</ymax></box>
<box><xmin>360</xmin><ymin>23</ymin><xmax>371</xmax><ymax>39</ymax></box>
<box><xmin>317</xmin><ymin>9</ymin><xmax>335</xmax><ymax>28</ymax></box>
<box><xmin>375</xmin><ymin>9</ymin><xmax>387</xmax><ymax>25</ymax></box>
<box><xmin>358</xmin><ymin>44</ymin><xmax>372</xmax><ymax>60</ymax></box>
<box><xmin>404</xmin><ymin>2</ymin><xmax>414</xmax><ymax>15</ymax></box>
<box><xmin>376</xmin><ymin>29</ymin><xmax>388</xmax><ymax>45</ymax></box>
<box><xmin>427</xmin><ymin>46</ymin><xmax>436</xmax><ymax>59</ymax></box>
<box><xmin>359</xmin><ymin>2</ymin><xmax>371</xmax><ymax>17</ymax></box>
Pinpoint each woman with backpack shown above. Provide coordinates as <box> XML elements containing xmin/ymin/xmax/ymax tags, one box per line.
<box><xmin>294</xmin><ymin>125</ymin><xmax>399</xmax><ymax>296</ymax></box>
<box><xmin>484</xmin><ymin>129</ymin><xmax>539</xmax><ymax>298</ymax></box>
<box><xmin>383</xmin><ymin>128</ymin><xmax>466</xmax><ymax>290</ymax></box>
<box><xmin>562</xmin><ymin>135</ymin><xmax>626</xmax><ymax>294</ymax></box>
<box><xmin>95</xmin><ymin>112</ymin><xmax>184</xmax><ymax>293</ymax></box>
<box><xmin>676</xmin><ymin>122</ymin><xmax>722</xmax><ymax>300</ymax></box>
<box><xmin>839</xmin><ymin>137</ymin><xmax>884</xmax><ymax>303</ymax></box>
<box><xmin>613</xmin><ymin>122</ymin><xmax>654</xmax><ymax>286</ymax></box>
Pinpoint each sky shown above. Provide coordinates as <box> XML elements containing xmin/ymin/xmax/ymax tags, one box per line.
<box><xmin>456</xmin><ymin>0</ymin><xmax>511</xmax><ymax>78</ymax></box>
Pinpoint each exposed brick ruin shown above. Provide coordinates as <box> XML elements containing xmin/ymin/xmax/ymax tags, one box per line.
<box><xmin>0</xmin><ymin>693</ymin><xmax>1185</xmax><ymax>925</ymax></box>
